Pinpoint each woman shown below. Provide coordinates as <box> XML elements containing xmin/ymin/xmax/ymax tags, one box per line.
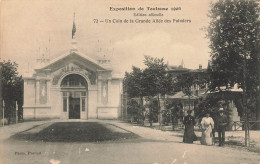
<box><xmin>200</xmin><ymin>112</ymin><xmax>214</xmax><ymax>145</ymax></box>
<box><xmin>183</xmin><ymin>110</ymin><xmax>196</xmax><ymax>143</ymax></box>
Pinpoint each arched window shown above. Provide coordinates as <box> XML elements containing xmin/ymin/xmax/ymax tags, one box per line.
<box><xmin>61</xmin><ymin>74</ymin><xmax>87</xmax><ymax>87</ymax></box>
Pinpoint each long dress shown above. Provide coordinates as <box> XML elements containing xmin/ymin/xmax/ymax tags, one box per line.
<box><xmin>200</xmin><ymin>117</ymin><xmax>214</xmax><ymax>145</ymax></box>
<box><xmin>183</xmin><ymin>115</ymin><xmax>196</xmax><ymax>143</ymax></box>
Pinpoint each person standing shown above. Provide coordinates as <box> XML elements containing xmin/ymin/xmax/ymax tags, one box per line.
<box><xmin>200</xmin><ymin>112</ymin><xmax>214</xmax><ymax>145</ymax></box>
<box><xmin>183</xmin><ymin>110</ymin><xmax>196</xmax><ymax>143</ymax></box>
<box><xmin>217</xmin><ymin>108</ymin><xmax>228</xmax><ymax>146</ymax></box>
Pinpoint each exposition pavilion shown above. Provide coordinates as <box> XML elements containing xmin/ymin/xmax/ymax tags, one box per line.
<box><xmin>22</xmin><ymin>17</ymin><xmax>123</xmax><ymax>120</ymax></box>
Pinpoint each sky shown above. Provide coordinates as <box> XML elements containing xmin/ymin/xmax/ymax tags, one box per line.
<box><xmin>0</xmin><ymin>0</ymin><xmax>213</xmax><ymax>75</ymax></box>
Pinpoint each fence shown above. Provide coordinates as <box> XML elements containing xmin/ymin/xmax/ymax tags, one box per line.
<box><xmin>231</xmin><ymin>121</ymin><xmax>260</xmax><ymax>131</ymax></box>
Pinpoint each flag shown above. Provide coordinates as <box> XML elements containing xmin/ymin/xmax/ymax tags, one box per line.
<box><xmin>72</xmin><ymin>21</ymin><xmax>76</xmax><ymax>39</ymax></box>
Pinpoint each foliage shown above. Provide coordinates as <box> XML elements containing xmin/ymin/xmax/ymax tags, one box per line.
<box><xmin>233</xmin><ymin>97</ymin><xmax>257</xmax><ymax>121</ymax></box>
<box><xmin>175</xmin><ymin>71</ymin><xmax>210</xmax><ymax>96</ymax></box>
<box><xmin>161</xmin><ymin>109</ymin><xmax>171</xmax><ymax>125</ymax></box>
<box><xmin>124</xmin><ymin>55</ymin><xmax>174</xmax><ymax>98</ymax></box>
<box><xmin>142</xmin><ymin>56</ymin><xmax>174</xmax><ymax>127</ymax></box>
<box><xmin>195</xmin><ymin>97</ymin><xmax>221</xmax><ymax>120</ymax></box>
<box><xmin>207</xmin><ymin>0</ymin><xmax>260</xmax><ymax>134</ymax></box>
<box><xmin>127</xmin><ymin>99</ymin><xmax>145</xmax><ymax>124</ymax></box>
<box><xmin>124</xmin><ymin>55</ymin><xmax>174</xmax><ymax>126</ymax></box>
<box><xmin>124</xmin><ymin>55</ymin><xmax>173</xmax><ymax>98</ymax></box>
<box><xmin>207</xmin><ymin>0</ymin><xmax>260</xmax><ymax>93</ymax></box>
<box><xmin>163</xmin><ymin>100</ymin><xmax>183</xmax><ymax>129</ymax></box>
<box><xmin>194</xmin><ymin>93</ymin><xmax>256</xmax><ymax>129</ymax></box>
<box><xmin>145</xmin><ymin>99</ymin><xmax>159</xmax><ymax>126</ymax></box>
<box><xmin>124</xmin><ymin>66</ymin><xmax>145</xmax><ymax>98</ymax></box>
<box><xmin>175</xmin><ymin>72</ymin><xmax>196</xmax><ymax>96</ymax></box>
<box><xmin>1</xmin><ymin>60</ymin><xmax>23</xmax><ymax>121</ymax></box>
<box><xmin>143</xmin><ymin>56</ymin><xmax>173</xmax><ymax>97</ymax></box>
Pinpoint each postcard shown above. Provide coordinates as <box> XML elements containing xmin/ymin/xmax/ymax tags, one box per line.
<box><xmin>0</xmin><ymin>0</ymin><xmax>259</xmax><ymax>163</ymax></box>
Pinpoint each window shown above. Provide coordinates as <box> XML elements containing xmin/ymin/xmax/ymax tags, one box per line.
<box><xmin>63</xmin><ymin>98</ymin><xmax>67</xmax><ymax>112</ymax></box>
<box><xmin>81</xmin><ymin>92</ymin><xmax>86</xmax><ymax>96</ymax></box>
<box><xmin>63</xmin><ymin>92</ymin><xmax>67</xmax><ymax>96</ymax></box>
<box><xmin>82</xmin><ymin>98</ymin><xmax>85</xmax><ymax>112</ymax></box>
<box><xmin>61</xmin><ymin>74</ymin><xmax>87</xmax><ymax>87</ymax></box>
<box><xmin>74</xmin><ymin>92</ymin><xmax>81</xmax><ymax>98</ymax></box>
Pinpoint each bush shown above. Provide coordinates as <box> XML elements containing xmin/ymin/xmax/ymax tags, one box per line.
<box><xmin>127</xmin><ymin>99</ymin><xmax>145</xmax><ymax>124</ymax></box>
<box><xmin>163</xmin><ymin>100</ymin><xmax>183</xmax><ymax>129</ymax></box>
<box><xmin>145</xmin><ymin>99</ymin><xmax>159</xmax><ymax>124</ymax></box>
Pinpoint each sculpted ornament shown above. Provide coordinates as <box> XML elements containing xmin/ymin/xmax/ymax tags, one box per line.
<box><xmin>52</xmin><ymin>64</ymin><xmax>96</xmax><ymax>85</ymax></box>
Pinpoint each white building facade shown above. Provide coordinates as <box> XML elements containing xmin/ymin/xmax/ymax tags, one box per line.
<box><xmin>23</xmin><ymin>49</ymin><xmax>123</xmax><ymax>120</ymax></box>
<box><xmin>23</xmin><ymin>18</ymin><xmax>123</xmax><ymax>120</ymax></box>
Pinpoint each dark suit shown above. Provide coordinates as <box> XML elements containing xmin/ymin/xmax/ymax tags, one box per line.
<box><xmin>217</xmin><ymin>114</ymin><xmax>228</xmax><ymax>146</ymax></box>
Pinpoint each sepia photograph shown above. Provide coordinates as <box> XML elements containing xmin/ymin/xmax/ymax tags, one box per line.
<box><xmin>0</xmin><ymin>0</ymin><xmax>259</xmax><ymax>163</ymax></box>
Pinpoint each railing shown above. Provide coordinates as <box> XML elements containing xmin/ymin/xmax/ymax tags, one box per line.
<box><xmin>231</xmin><ymin>121</ymin><xmax>260</xmax><ymax>131</ymax></box>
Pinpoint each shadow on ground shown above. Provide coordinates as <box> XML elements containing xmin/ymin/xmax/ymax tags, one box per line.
<box><xmin>10</xmin><ymin>122</ymin><xmax>140</xmax><ymax>142</ymax></box>
<box><xmin>226</xmin><ymin>136</ymin><xmax>260</xmax><ymax>153</ymax></box>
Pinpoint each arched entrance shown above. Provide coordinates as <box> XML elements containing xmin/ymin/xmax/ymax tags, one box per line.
<box><xmin>60</xmin><ymin>74</ymin><xmax>88</xmax><ymax>119</ymax></box>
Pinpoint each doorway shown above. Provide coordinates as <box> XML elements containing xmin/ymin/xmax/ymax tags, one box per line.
<box><xmin>60</xmin><ymin>74</ymin><xmax>88</xmax><ymax>119</ymax></box>
<box><xmin>69</xmin><ymin>97</ymin><xmax>80</xmax><ymax>119</ymax></box>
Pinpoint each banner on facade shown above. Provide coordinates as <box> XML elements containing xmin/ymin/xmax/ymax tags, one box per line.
<box><xmin>39</xmin><ymin>80</ymin><xmax>47</xmax><ymax>104</ymax></box>
<box><xmin>101</xmin><ymin>80</ymin><xmax>108</xmax><ymax>105</ymax></box>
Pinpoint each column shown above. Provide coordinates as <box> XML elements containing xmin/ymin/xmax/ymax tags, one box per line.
<box><xmin>107</xmin><ymin>79</ymin><xmax>111</xmax><ymax>105</ymax></box>
<box><xmin>97</xmin><ymin>79</ymin><xmax>101</xmax><ymax>106</ymax></box>
<box><xmin>47</xmin><ymin>80</ymin><xmax>50</xmax><ymax>105</ymax></box>
<box><xmin>119</xmin><ymin>79</ymin><xmax>123</xmax><ymax>94</ymax></box>
<box><xmin>67</xmin><ymin>92</ymin><xmax>69</xmax><ymax>119</ymax></box>
<box><xmin>35</xmin><ymin>80</ymin><xmax>40</xmax><ymax>105</ymax></box>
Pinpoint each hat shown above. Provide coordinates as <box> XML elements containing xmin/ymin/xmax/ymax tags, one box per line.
<box><xmin>219</xmin><ymin>108</ymin><xmax>224</xmax><ymax>112</ymax></box>
<box><xmin>187</xmin><ymin>110</ymin><xmax>192</xmax><ymax>114</ymax></box>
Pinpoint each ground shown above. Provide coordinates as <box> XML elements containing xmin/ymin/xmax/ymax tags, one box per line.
<box><xmin>0</xmin><ymin>120</ymin><xmax>259</xmax><ymax>164</ymax></box>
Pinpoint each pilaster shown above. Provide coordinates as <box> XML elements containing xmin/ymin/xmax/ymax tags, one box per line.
<box><xmin>47</xmin><ymin>80</ymin><xmax>50</xmax><ymax>104</ymax></box>
<box><xmin>36</xmin><ymin>80</ymin><xmax>40</xmax><ymax>104</ymax></box>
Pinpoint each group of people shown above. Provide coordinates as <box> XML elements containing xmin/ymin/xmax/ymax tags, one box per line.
<box><xmin>183</xmin><ymin>108</ymin><xmax>228</xmax><ymax>146</ymax></box>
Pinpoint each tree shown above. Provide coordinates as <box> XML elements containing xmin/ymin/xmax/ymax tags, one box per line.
<box><xmin>0</xmin><ymin>62</ymin><xmax>3</xmax><ymax>123</ymax></box>
<box><xmin>124</xmin><ymin>66</ymin><xmax>146</xmax><ymax>125</ymax></box>
<box><xmin>175</xmin><ymin>71</ymin><xmax>209</xmax><ymax>113</ymax></box>
<box><xmin>123</xmin><ymin>56</ymin><xmax>174</xmax><ymax>127</ymax></box>
<box><xmin>124</xmin><ymin>66</ymin><xmax>153</xmax><ymax>125</ymax></box>
<box><xmin>127</xmin><ymin>99</ymin><xmax>143</xmax><ymax>123</ymax></box>
<box><xmin>175</xmin><ymin>72</ymin><xmax>196</xmax><ymax>111</ymax></box>
<box><xmin>143</xmin><ymin>56</ymin><xmax>171</xmax><ymax>96</ymax></box>
<box><xmin>2</xmin><ymin>60</ymin><xmax>23</xmax><ymax>123</ymax></box>
<box><xmin>145</xmin><ymin>99</ymin><xmax>159</xmax><ymax>127</ymax></box>
<box><xmin>208</xmin><ymin>0</ymin><xmax>260</xmax><ymax>91</ymax></box>
<box><xmin>124</xmin><ymin>66</ymin><xmax>146</xmax><ymax>98</ymax></box>
<box><xmin>164</xmin><ymin>99</ymin><xmax>183</xmax><ymax>130</ymax></box>
<box><xmin>207</xmin><ymin>0</ymin><xmax>260</xmax><ymax>146</ymax></box>
<box><xmin>143</xmin><ymin>56</ymin><xmax>174</xmax><ymax>128</ymax></box>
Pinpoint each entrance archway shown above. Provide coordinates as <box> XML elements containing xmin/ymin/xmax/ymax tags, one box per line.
<box><xmin>60</xmin><ymin>74</ymin><xmax>88</xmax><ymax>119</ymax></box>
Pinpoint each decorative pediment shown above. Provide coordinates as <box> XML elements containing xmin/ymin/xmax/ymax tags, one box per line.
<box><xmin>34</xmin><ymin>50</ymin><xmax>110</xmax><ymax>86</ymax></box>
<box><xmin>35</xmin><ymin>51</ymin><xmax>107</xmax><ymax>73</ymax></box>
<box><xmin>52</xmin><ymin>63</ymin><xmax>97</xmax><ymax>85</ymax></box>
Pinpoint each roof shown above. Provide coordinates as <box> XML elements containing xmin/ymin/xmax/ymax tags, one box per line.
<box><xmin>167</xmin><ymin>91</ymin><xmax>198</xmax><ymax>100</ymax></box>
<box><xmin>207</xmin><ymin>84</ymin><xmax>243</xmax><ymax>93</ymax></box>
<box><xmin>35</xmin><ymin>50</ymin><xmax>106</xmax><ymax>71</ymax></box>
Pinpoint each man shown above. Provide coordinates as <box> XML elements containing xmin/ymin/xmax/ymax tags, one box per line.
<box><xmin>217</xmin><ymin>108</ymin><xmax>228</xmax><ymax>146</ymax></box>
